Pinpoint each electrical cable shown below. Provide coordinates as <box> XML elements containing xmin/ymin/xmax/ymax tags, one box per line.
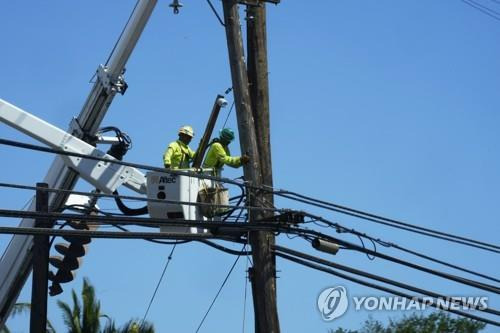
<box><xmin>113</xmin><ymin>190</ymin><xmax>148</xmax><ymax>216</ymax></box>
<box><xmin>308</xmin><ymin>214</ymin><xmax>500</xmax><ymax>284</ymax></box>
<box><xmin>141</xmin><ymin>243</ymin><xmax>177</xmax><ymax>324</ymax></box>
<box><xmin>222</xmin><ymin>101</ymin><xmax>235</xmax><ymax>129</ymax></box>
<box><xmin>5</xmin><ymin>133</ymin><xmax>495</xmax><ymax>255</ymax></box>
<box><xmin>0</xmin><ymin>197</ymin><xmax>33</xmax><ymax>263</ymax></box>
<box><xmin>304</xmin><ymin>232</ymin><xmax>500</xmax><ymax>294</ymax></box>
<box><xmin>147</xmin><ymin>239</ymin><xmax>191</xmax><ymax>245</ymax></box>
<box><xmin>0</xmin><ymin>225</ymin><xmax>238</xmax><ymax>242</ymax></box>
<box><xmin>198</xmin><ymin>240</ymin><xmax>251</xmax><ymax>256</ymax></box>
<box><xmin>222</xmin><ymin>183</ymin><xmax>245</xmax><ymax>222</ymax></box>
<box><xmin>388</xmin><ymin>241</ymin><xmax>500</xmax><ymax>284</ymax></box>
<box><xmin>281</xmin><ymin>191</ymin><xmax>500</xmax><ymax>252</ymax></box>
<box><xmin>242</xmin><ymin>244</ymin><xmax>249</xmax><ymax>333</ymax></box>
<box><xmin>275</xmin><ymin>251</ymin><xmax>500</xmax><ymax>327</ymax></box>
<box><xmin>195</xmin><ymin>244</ymin><xmax>245</xmax><ymax>333</ymax></box>
<box><xmin>2</xmin><ymin>136</ymin><xmax>498</xmax><ymax>256</ymax></box>
<box><xmin>461</xmin><ymin>0</ymin><xmax>500</xmax><ymax>21</ymax></box>
<box><xmin>3</xmin><ymin>204</ymin><xmax>500</xmax><ymax>295</ymax></box>
<box><xmin>4</xmin><ymin>204</ymin><xmax>499</xmax><ymax>295</ymax></box>
<box><xmin>0</xmin><ymin>208</ymin><xmax>282</xmax><ymax>232</ymax></box>
<box><xmin>0</xmin><ymin>137</ymin><xmax>253</xmax><ymax>189</ymax></box>
<box><xmin>276</xmin><ymin>191</ymin><xmax>500</xmax><ymax>253</ymax></box>
<box><xmin>105</xmin><ymin>1</ymin><xmax>140</xmax><ymax>66</ymax></box>
<box><xmin>206</xmin><ymin>0</ymin><xmax>226</xmax><ymax>27</ymax></box>
<box><xmin>0</xmin><ymin>171</ymin><xmax>496</xmax><ymax>294</ymax></box>
<box><xmin>64</xmin><ymin>207</ymin><xmax>192</xmax><ymax>245</ymax></box>
<box><xmin>0</xmin><ymin>181</ymin><xmax>278</xmax><ymax>214</ymax></box>
<box><xmin>274</xmin><ymin>245</ymin><xmax>500</xmax><ymax>317</ymax></box>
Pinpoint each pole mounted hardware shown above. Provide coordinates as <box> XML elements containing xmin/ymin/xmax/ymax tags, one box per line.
<box><xmin>169</xmin><ymin>0</ymin><xmax>183</xmax><ymax>14</ymax></box>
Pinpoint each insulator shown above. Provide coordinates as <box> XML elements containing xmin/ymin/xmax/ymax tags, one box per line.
<box><xmin>55</xmin><ymin>243</ymin><xmax>86</xmax><ymax>257</ymax></box>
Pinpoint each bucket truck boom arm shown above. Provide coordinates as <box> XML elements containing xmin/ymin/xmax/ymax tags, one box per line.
<box><xmin>0</xmin><ymin>0</ymin><xmax>158</xmax><ymax>325</ymax></box>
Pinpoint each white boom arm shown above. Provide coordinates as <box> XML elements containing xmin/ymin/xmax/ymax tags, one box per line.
<box><xmin>0</xmin><ymin>100</ymin><xmax>147</xmax><ymax>194</ymax></box>
<box><xmin>0</xmin><ymin>0</ymin><xmax>157</xmax><ymax>324</ymax></box>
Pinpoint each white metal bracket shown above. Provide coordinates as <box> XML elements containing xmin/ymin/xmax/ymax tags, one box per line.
<box><xmin>96</xmin><ymin>65</ymin><xmax>128</xmax><ymax>95</ymax></box>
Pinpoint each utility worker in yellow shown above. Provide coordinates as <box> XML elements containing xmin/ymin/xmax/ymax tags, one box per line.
<box><xmin>163</xmin><ymin>125</ymin><xmax>196</xmax><ymax>169</ymax></box>
<box><xmin>203</xmin><ymin>128</ymin><xmax>249</xmax><ymax>175</ymax></box>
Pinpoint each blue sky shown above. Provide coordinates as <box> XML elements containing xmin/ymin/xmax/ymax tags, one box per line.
<box><xmin>1</xmin><ymin>0</ymin><xmax>499</xmax><ymax>332</ymax></box>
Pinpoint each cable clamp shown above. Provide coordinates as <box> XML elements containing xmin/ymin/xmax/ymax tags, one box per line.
<box><xmin>96</xmin><ymin>65</ymin><xmax>128</xmax><ymax>95</ymax></box>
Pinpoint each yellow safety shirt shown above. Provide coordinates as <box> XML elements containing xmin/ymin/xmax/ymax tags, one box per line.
<box><xmin>202</xmin><ymin>142</ymin><xmax>241</xmax><ymax>173</ymax></box>
<box><xmin>163</xmin><ymin>140</ymin><xmax>195</xmax><ymax>169</ymax></box>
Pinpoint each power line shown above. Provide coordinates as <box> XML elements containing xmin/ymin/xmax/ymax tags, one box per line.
<box><xmin>276</xmin><ymin>250</ymin><xmax>500</xmax><ymax>327</ymax></box>
<box><xmin>3</xmin><ymin>205</ymin><xmax>499</xmax><ymax>294</ymax></box>
<box><xmin>4</xmin><ymin>205</ymin><xmax>499</xmax><ymax>294</ymax></box>
<box><xmin>195</xmin><ymin>245</ymin><xmax>244</xmax><ymax>332</ymax></box>
<box><xmin>276</xmin><ymin>191</ymin><xmax>500</xmax><ymax>253</ymax></box>
<box><xmin>104</xmin><ymin>0</ymin><xmax>140</xmax><ymax>66</ymax></box>
<box><xmin>388</xmin><ymin>240</ymin><xmax>500</xmax><ymax>284</ymax></box>
<box><xmin>0</xmin><ymin>181</ymin><xmax>279</xmax><ymax>215</ymax></box>
<box><xmin>464</xmin><ymin>0</ymin><xmax>500</xmax><ymax>16</ymax></box>
<box><xmin>308</xmin><ymin>214</ymin><xmax>500</xmax><ymax>284</ymax></box>
<box><xmin>198</xmin><ymin>240</ymin><xmax>251</xmax><ymax>256</ymax></box>
<box><xmin>461</xmin><ymin>0</ymin><xmax>500</xmax><ymax>21</ymax></box>
<box><xmin>206</xmin><ymin>0</ymin><xmax>225</xmax><ymax>27</ymax></box>
<box><xmin>4</xmin><ymin>207</ymin><xmax>500</xmax><ymax>301</ymax></box>
<box><xmin>222</xmin><ymin>101</ymin><xmax>235</xmax><ymax>129</ymax></box>
<box><xmin>0</xmin><ymin>225</ymin><xmax>229</xmax><ymax>241</ymax></box>
<box><xmin>274</xmin><ymin>245</ymin><xmax>500</xmax><ymax>317</ymax></box>
<box><xmin>242</xmin><ymin>245</ymin><xmax>249</xmax><ymax>333</ymax></box>
<box><xmin>0</xmin><ymin>208</ymin><xmax>282</xmax><ymax>233</ymax></box>
<box><xmin>280</xmin><ymin>191</ymin><xmax>500</xmax><ymax>252</ymax></box>
<box><xmin>0</xmin><ymin>137</ymin><xmax>249</xmax><ymax>188</ymax></box>
<box><xmin>3</xmin><ymin>135</ymin><xmax>498</xmax><ymax>256</ymax></box>
<box><xmin>305</xmin><ymin>231</ymin><xmax>500</xmax><ymax>294</ymax></box>
<box><xmin>142</xmin><ymin>244</ymin><xmax>177</xmax><ymax>323</ymax></box>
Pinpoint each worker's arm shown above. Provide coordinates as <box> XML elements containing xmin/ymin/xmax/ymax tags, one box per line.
<box><xmin>189</xmin><ymin>147</ymin><xmax>197</xmax><ymax>164</ymax></box>
<box><xmin>213</xmin><ymin>143</ymin><xmax>241</xmax><ymax>168</ymax></box>
<box><xmin>163</xmin><ymin>144</ymin><xmax>176</xmax><ymax>168</ymax></box>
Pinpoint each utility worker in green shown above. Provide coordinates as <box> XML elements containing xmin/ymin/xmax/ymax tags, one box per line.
<box><xmin>203</xmin><ymin>128</ymin><xmax>249</xmax><ymax>175</ymax></box>
<box><xmin>163</xmin><ymin>125</ymin><xmax>196</xmax><ymax>169</ymax></box>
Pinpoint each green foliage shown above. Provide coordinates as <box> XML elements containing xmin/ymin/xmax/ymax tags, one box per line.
<box><xmin>330</xmin><ymin>312</ymin><xmax>486</xmax><ymax>333</ymax></box>
<box><xmin>1</xmin><ymin>278</ymin><xmax>153</xmax><ymax>333</ymax></box>
<box><xmin>57</xmin><ymin>278</ymin><xmax>155</xmax><ymax>333</ymax></box>
<box><xmin>102</xmin><ymin>320</ymin><xmax>155</xmax><ymax>333</ymax></box>
<box><xmin>57</xmin><ymin>278</ymin><xmax>104</xmax><ymax>333</ymax></box>
<box><xmin>1</xmin><ymin>302</ymin><xmax>56</xmax><ymax>333</ymax></box>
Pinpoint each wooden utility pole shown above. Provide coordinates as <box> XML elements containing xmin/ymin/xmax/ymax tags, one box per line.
<box><xmin>30</xmin><ymin>183</ymin><xmax>50</xmax><ymax>333</ymax></box>
<box><xmin>222</xmin><ymin>1</ymin><xmax>280</xmax><ymax>332</ymax></box>
<box><xmin>247</xmin><ymin>3</ymin><xmax>273</xmax><ymax>193</ymax></box>
<box><xmin>246</xmin><ymin>3</ymin><xmax>279</xmax><ymax>332</ymax></box>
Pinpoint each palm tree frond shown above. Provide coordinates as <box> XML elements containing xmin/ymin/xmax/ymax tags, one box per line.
<box><xmin>82</xmin><ymin>277</ymin><xmax>101</xmax><ymax>333</ymax></box>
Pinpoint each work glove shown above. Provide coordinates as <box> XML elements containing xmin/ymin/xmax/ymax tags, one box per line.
<box><xmin>241</xmin><ymin>155</ymin><xmax>250</xmax><ymax>165</ymax></box>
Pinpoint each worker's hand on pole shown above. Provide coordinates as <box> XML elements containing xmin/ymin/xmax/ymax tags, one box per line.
<box><xmin>241</xmin><ymin>155</ymin><xmax>250</xmax><ymax>165</ymax></box>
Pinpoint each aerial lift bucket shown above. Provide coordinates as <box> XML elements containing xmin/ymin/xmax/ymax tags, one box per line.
<box><xmin>146</xmin><ymin>170</ymin><xmax>227</xmax><ymax>234</ymax></box>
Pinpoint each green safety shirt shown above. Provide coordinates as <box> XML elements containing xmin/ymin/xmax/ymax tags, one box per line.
<box><xmin>202</xmin><ymin>142</ymin><xmax>241</xmax><ymax>173</ymax></box>
<box><xmin>163</xmin><ymin>140</ymin><xmax>195</xmax><ymax>169</ymax></box>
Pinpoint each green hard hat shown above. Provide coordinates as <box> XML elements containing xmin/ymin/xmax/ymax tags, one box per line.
<box><xmin>219</xmin><ymin>128</ymin><xmax>235</xmax><ymax>142</ymax></box>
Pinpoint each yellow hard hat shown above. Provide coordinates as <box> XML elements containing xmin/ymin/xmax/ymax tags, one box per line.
<box><xmin>178</xmin><ymin>125</ymin><xmax>194</xmax><ymax>137</ymax></box>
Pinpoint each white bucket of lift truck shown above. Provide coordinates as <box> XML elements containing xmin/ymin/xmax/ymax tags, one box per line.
<box><xmin>197</xmin><ymin>182</ymin><xmax>230</xmax><ymax>218</ymax></box>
